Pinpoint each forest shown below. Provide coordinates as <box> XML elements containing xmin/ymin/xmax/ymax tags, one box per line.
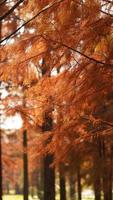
<box><xmin>0</xmin><ymin>0</ymin><xmax>113</xmax><ymax>200</ymax></box>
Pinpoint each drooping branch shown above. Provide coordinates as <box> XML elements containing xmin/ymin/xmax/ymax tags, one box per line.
<box><xmin>102</xmin><ymin>0</ymin><xmax>113</xmax><ymax>3</ymax></box>
<box><xmin>76</xmin><ymin>1</ymin><xmax>113</xmax><ymax>18</ymax></box>
<box><xmin>0</xmin><ymin>0</ymin><xmax>65</xmax><ymax>44</ymax></box>
<box><xmin>0</xmin><ymin>0</ymin><xmax>24</xmax><ymax>21</ymax></box>
<box><xmin>0</xmin><ymin>0</ymin><xmax>7</xmax><ymax>6</ymax></box>
<box><xmin>99</xmin><ymin>9</ymin><xmax>113</xmax><ymax>17</ymax></box>
<box><xmin>80</xmin><ymin>115</ymin><xmax>113</xmax><ymax>128</ymax></box>
<box><xmin>1</xmin><ymin>30</ymin><xmax>112</xmax><ymax>73</ymax></box>
<box><xmin>42</xmin><ymin>35</ymin><xmax>113</xmax><ymax>66</ymax></box>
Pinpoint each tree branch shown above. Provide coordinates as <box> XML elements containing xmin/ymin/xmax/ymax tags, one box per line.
<box><xmin>0</xmin><ymin>0</ymin><xmax>7</xmax><ymax>6</ymax></box>
<box><xmin>0</xmin><ymin>0</ymin><xmax>24</xmax><ymax>21</ymax></box>
<box><xmin>42</xmin><ymin>35</ymin><xmax>113</xmax><ymax>66</ymax></box>
<box><xmin>0</xmin><ymin>0</ymin><xmax>64</xmax><ymax>44</ymax></box>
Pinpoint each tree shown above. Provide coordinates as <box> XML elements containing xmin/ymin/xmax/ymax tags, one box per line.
<box><xmin>0</xmin><ymin>129</ymin><xmax>3</xmax><ymax>200</ymax></box>
<box><xmin>23</xmin><ymin>130</ymin><xmax>29</xmax><ymax>200</ymax></box>
<box><xmin>1</xmin><ymin>1</ymin><xmax>113</xmax><ymax>200</ymax></box>
<box><xmin>59</xmin><ymin>173</ymin><xmax>66</xmax><ymax>200</ymax></box>
<box><xmin>42</xmin><ymin>112</ymin><xmax>55</xmax><ymax>200</ymax></box>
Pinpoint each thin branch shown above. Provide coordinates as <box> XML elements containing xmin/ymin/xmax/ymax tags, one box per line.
<box><xmin>76</xmin><ymin>0</ymin><xmax>113</xmax><ymax>18</ymax></box>
<box><xmin>1</xmin><ymin>31</ymin><xmax>111</xmax><ymax>70</ymax></box>
<box><xmin>0</xmin><ymin>0</ymin><xmax>7</xmax><ymax>6</ymax></box>
<box><xmin>0</xmin><ymin>0</ymin><xmax>64</xmax><ymax>44</ymax></box>
<box><xmin>42</xmin><ymin>35</ymin><xmax>113</xmax><ymax>66</ymax></box>
<box><xmin>99</xmin><ymin>8</ymin><xmax>113</xmax><ymax>17</ymax></box>
<box><xmin>102</xmin><ymin>0</ymin><xmax>113</xmax><ymax>3</ymax></box>
<box><xmin>80</xmin><ymin>115</ymin><xmax>113</xmax><ymax>128</ymax></box>
<box><xmin>0</xmin><ymin>0</ymin><xmax>24</xmax><ymax>21</ymax></box>
<box><xmin>74</xmin><ymin>127</ymin><xmax>113</xmax><ymax>146</ymax></box>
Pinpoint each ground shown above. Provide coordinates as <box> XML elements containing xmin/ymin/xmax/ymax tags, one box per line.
<box><xmin>3</xmin><ymin>195</ymin><xmax>33</xmax><ymax>200</ymax></box>
<box><xmin>3</xmin><ymin>195</ymin><xmax>94</xmax><ymax>200</ymax></box>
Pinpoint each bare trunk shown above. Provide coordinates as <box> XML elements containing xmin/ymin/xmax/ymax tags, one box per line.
<box><xmin>0</xmin><ymin>16</ymin><xmax>3</xmax><ymax>200</ymax></box>
<box><xmin>93</xmin><ymin>160</ymin><xmax>101</xmax><ymax>200</ymax></box>
<box><xmin>93</xmin><ymin>143</ymin><xmax>101</xmax><ymax>200</ymax></box>
<box><xmin>42</xmin><ymin>113</ymin><xmax>55</xmax><ymax>200</ymax></box>
<box><xmin>101</xmin><ymin>141</ymin><xmax>112</xmax><ymax>200</ymax></box>
<box><xmin>60</xmin><ymin>174</ymin><xmax>66</xmax><ymax>200</ymax></box>
<box><xmin>44</xmin><ymin>154</ymin><xmax>55</xmax><ymax>200</ymax></box>
<box><xmin>0</xmin><ymin>130</ymin><xmax>3</xmax><ymax>200</ymax></box>
<box><xmin>103</xmin><ymin>159</ymin><xmax>112</xmax><ymax>200</ymax></box>
<box><xmin>23</xmin><ymin>130</ymin><xmax>29</xmax><ymax>200</ymax></box>
<box><xmin>69</xmin><ymin>176</ymin><xmax>76</xmax><ymax>200</ymax></box>
<box><xmin>37</xmin><ymin>160</ymin><xmax>44</xmax><ymax>200</ymax></box>
<box><xmin>77</xmin><ymin>163</ymin><xmax>82</xmax><ymax>200</ymax></box>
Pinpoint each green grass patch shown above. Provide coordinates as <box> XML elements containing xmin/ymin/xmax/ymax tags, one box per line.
<box><xmin>3</xmin><ymin>195</ymin><xmax>35</xmax><ymax>200</ymax></box>
<box><xmin>3</xmin><ymin>194</ymin><xmax>96</xmax><ymax>200</ymax></box>
<box><xmin>3</xmin><ymin>196</ymin><xmax>23</xmax><ymax>200</ymax></box>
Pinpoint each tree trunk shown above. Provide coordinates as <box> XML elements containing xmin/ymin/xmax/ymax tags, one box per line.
<box><xmin>37</xmin><ymin>160</ymin><xmax>44</xmax><ymax>200</ymax></box>
<box><xmin>42</xmin><ymin>112</ymin><xmax>55</xmax><ymax>200</ymax></box>
<box><xmin>77</xmin><ymin>163</ymin><xmax>82</xmax><ymax>200</ymax></box>
<box><xmin>0</xmin><ymin>130</ymin><xmax>3</xmax><ymax>200</ymax></box>
<box><xmin>93</xmin><ymin>162</ymin><xmax>101</xmax><ymax>200</ymax></box>
<box><xmin>60</xmin><ymin>174</ymin><xmax>66</xmax><ymax>200</ymax></box>
<box><xmin>23</xmin><ymin>130</ymin><xmax>29</xmax><ymax>200</ymax></box>
<box><xmin>44</xmin><ymin>154</ymin><xmax>55</xmax><ymax>200</ymax></box>
<box><xmin>69</xmin><ymin>176</ymin><xmax>76</xmax><ymax>200</ymax></box>
<box><xmin>6</xmin><ymin>181</ymin><xmax>10</xmax><ymax>194</ymax></box>
<box><xmin>0</xmin><ymin>16</ymin><xmax>3</xmax><ymax>200</ymax></box>
<box><xmin>103</xmin><ymin>158</ymin><xmax>112</xmax><ymax>200</ymax></box>
<box><xmin>15</xmin><ymin>183</ymin><xmax>21</xmax><ymax>194</ymax></box>
<box><xmin>109</xmin><ymin>148</ymin><xmax>113</xmax><ymax>200</ymax></box>
<box><xmin>93</xmin><ymin>151</ymin><xmax>101</xmax><ymax>200</ymax></box>
<box><xmin>102</xmin><ymin>143</ymin><xmax>112</xmax><ymax>200</ymax></box>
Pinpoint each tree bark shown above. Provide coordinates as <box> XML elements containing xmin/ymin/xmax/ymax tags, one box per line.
<box><xmin>103</xmin><ymin>158</ymin><xmax>112</xmax><ymax>200</ymax></box>
<box><xmin>42</xmin><ymin>112</ymin><xmax>55</xmax><ymax>200</ymax></box>
<box><xmin>44</xmin><ymin>154</ymin><xmax>55</xmax><ymax>200</ymax></box>
<box><xmin>60</xmin><ymin>174</ymin><xmax>66</xmax><ymax>200</ymax></box>
<box><xmin>93</xmin><ymin>141</ymin><xmax>101</xmax><ymax>200</ymax></box>
<box><xmin>77</xmin><ymin>163</ymin><xmax>82</xmax><ymax>200</ymax></box>
<box><xmin>0</xmin><ymin>130</ymin><xmax>3</xmax><ymax>200</ymax></box>
<box><xmin>69</xmin><ymin>176</ymin><xmax>76</xmax><ymax>200</ymax></box>
<box><xmin>109</xmin><ymin>148</ymin><xmax>113</xmax><ymax>200</ymax></box>
<box><xmin>0</xmin><ymin>14</ymin><xmax>3</xmax><ymax>200</ymax></box>
<box><xmin>15</xmin><ymin>183</ymin><xmax>21</xmax><ymax>195</ymax></box>
<box><xmin>23</xmin><ymin>130</ymin><xmax>29</xmax><ymax>200</ymax></box>
<box><xmin>102</xmin><ymin>143</ymin><xmax>112</xmax><ymax>200</ymax></box>
<box><xmin>93</xmin><ymin>159</ymin><xmax>101</xmax><ymax>200</ymax></box>
<box><xmin>37</xmin><ymin>164</ymin><xmax>44</xmax><ymax>200</ymax></box>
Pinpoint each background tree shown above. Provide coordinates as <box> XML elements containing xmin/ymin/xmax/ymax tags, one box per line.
<box><xmin>1</xmin><ymin>0</ymin><xmax>113</xmax><ymax>200</ymax></box>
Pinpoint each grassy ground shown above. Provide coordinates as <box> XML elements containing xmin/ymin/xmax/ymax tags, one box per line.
<box><xmin>3</xmin><ymin>195</ymin><xmax>95</xmax><ymax>200</ymax></box>
<box><xmin>3</xmin><ymin>195</ymin><xmax>34</xmax><ymax>200</ymax></box>
<box><xmin>3</xmin><ymin>196</ymin><xmax>23</xmax><ymax>200</ymax></box>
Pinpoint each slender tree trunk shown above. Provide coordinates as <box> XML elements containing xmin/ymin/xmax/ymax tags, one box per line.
<box><xmin>109</xmin><ymin>148</ymin><xmax>113</xmax><ymax>200</ymax></box>
<box><xmin>93</xmin><ymin>160</ymin><xmax>101</xmax><ymax>200</ymax></box>
<box><xmin>0</xmin><ymin>130</ymin><xmax>3</xmax><ymax>200</ymax></box>
<box><xmin>6</xmin><ymin>181</ymin><xmax>10</xmax><ymax>194</ymax></box>
<box><xmin>102</xmin><ymin>142</ymin><xmax>112</xmax><ymax>200</ymax></box>
<box><xmin>69</xmin><ymin>176</ymin><xmax>76</xmax><ymax>200</ymax></box>
<box><xmin>77</xmin><ymin>163</ymin><xmax>82</xmax><ymax>200</ymax></box>
<box><xmin>42</xmin><ymin>112</ymin><xmax>55</xmax><ymax>200</ymax></box>
<box><xmin>103</xmin><ymin>164</ymin><xmax>109</xmax><ymax>200</ymax></box>
<box><xmin>103</xmin><ymin>158</ymin><xmax>112</xmax><ymax>200</ymax></box>
<box><xmin>44</xmin><ymin>154</ymin><xmax>55</xmax><ymax>200</ymax></box>
<box><xmin>93</xmin><ymin>144</ymin><xmax>101</xmax><ymax>200</ymax></box>
<box><xmin>60</xmin><ymin>173</ymin><xmax>66</xmax><ymax>200</ymax></box>
<box><xmin>23</xmin><ymin>130</ymin><xmax>29</xmax><ymax>200</ymax></box>
<box><xmin>37</xmin><ymin>160</ymin><xmax>44</xmax><ymax>200</ymax></box>
<box><xmin>15</xmin><ymin>183</ymin><xmax>21</xmax><ymax>194</ymax></box>
<box><xmin>0</xmin><ymin>14</ymin><xmax>3</xmax><ymax>200</ymax></box>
